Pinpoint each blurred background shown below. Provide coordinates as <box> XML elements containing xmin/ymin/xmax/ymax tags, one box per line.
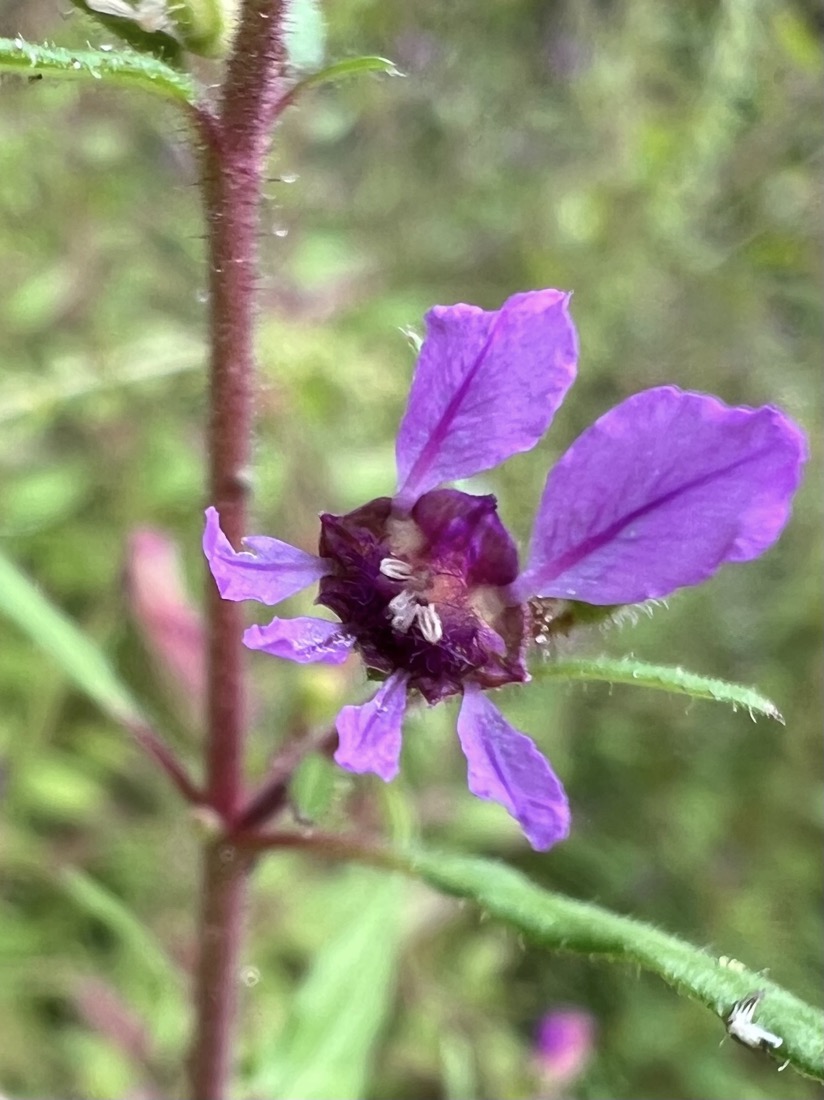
<box><xmin>0</xmin><ymin>1</ymin><xmax>821</xmax><ymax>1097</ymax></box>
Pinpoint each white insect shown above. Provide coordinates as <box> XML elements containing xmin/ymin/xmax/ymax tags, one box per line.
<box><xmin>86</xmin><ymin>0</ymin><xmax>179</xmax><ymax>36</ymax></box>
<box><xmin>725</xmin><ymin>991</ymin><xmax>786</xmax><ymax>1066</ymax></box>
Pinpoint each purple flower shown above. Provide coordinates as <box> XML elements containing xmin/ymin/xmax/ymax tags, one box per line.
<box><xmin>533</xmin><ymin>1009</ymin><xmax>595</xmax><ymax>1087</ymax></box>
<box><xmin>204</xmin><ymin>289</ymin><xmax>806</xmax><ymax>850</ymax></box>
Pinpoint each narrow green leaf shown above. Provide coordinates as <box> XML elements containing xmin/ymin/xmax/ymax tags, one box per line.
<box><xmin>251</xmin><ymin>870</ymin><xmax>403</xmax><ymax>1099</ymax></box>
<box><xmin>0</xmin><ymin>36</ymin><xmax>196</xmax><ymax>105</ymax></box>
<box><xmin>288</xmin><ymin>55</ymin><xmax>401</xmax><ymax>99</ymax></box>
<box><xmin>59</xmin><ymin>868</ymin><xmax>182</xmax><ymax>989</ymax></box>
<box><xmin>392</xmin><ymin>848</ymin><xmax>824</xmax><ymax>1082</ymax></box>
<box><xmin>0</xmin><ymin>334</ymin><xmax>202</xmax><ymax>426</ymax></box>
<box><xmin>0</xmin><ymin>548</ymin><xmax>145</xmax><ymax>728</ymax></box>
<box><xmin>535</xmin><ymin>655</ymin><xmax>782</xmax><ymax>721</ymax></box>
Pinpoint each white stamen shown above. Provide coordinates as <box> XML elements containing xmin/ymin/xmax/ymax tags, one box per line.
<box><xmin>379</xmin><ymin>557</ymin><xmax>414</xmax><ymax>580</ymax></box>
<box><xmin>388</xmin><ymin>590</ymin><xmax>418</xmax><ymax>633</ymax></box>
<box><xmin>416</xmin><ymin>603</ymin><xmax>443</xmax><ymax>644</ymax></box>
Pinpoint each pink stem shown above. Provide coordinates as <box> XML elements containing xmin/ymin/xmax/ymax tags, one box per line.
<box><xmin>188</xmin><ymin>4</ymin><xmax>286</xmax><ymax>1097</ymax></box>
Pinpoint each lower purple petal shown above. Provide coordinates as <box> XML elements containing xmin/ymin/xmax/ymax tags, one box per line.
<box><xmin>512</xmin><ymin>387</ymin><xmax>807</xmax><ymax>605</ymax></box>
<box><xmin>203</xmin><ymin>507</ymin><xmax>328</xmax><ymax>606</ymax></box>
<box><xmin>334</xmin><ymin>672</ymin><xmax>408</xmax><ymax>781</ymax></box>
<box><xmin>456</xmin><ymin>685</ymin><xmax>570</xmax><ymax>851</ymax></box>
<box><xmin>244</xmin><ymin>616</ymin><xmax>354</xmax><ymax>664</ymax></box>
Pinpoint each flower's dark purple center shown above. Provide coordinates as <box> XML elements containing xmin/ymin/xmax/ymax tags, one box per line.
<box><xmin>317</xmin><ymin>489</ymin><xmax>529</xmax><ymax>704</ymax></box>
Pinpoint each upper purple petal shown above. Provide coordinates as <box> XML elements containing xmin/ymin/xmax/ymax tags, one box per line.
<box><xmin>334</xmin><ymin>671</ymin><xmax>408</xmax><ymax>782</ymax></box>
<box><xmin>203</xmin><ymin>507</ymin><xmax>328</xmax><ymax>606</ymax></box>
<box><xmin>394</xmin><ymin>290</ymin><xmax>578</xmax><ymax>508</ymax></box>
<box><xmin>244</xmin><ymin>616</ymin><xmax>354</xmax><ymax>664</ymax></box>
<box><xmin>511</xmin><ymin>387</ymin><xmax>807</xmax><ymax>605</ymax></box>
<box><xmin>456</xmin><ymin>685</ymin><xmax>570</xmax><ymax>851</ymax></box>
<box><xmin>411</xmin><ymin>488</ymin><xmax>519</xmax><ymax>586</ymax></box>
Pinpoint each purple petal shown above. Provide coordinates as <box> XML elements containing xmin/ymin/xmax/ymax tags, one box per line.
<box><xmin>534</xmin><ymin>1010</ymin><xmax>595</xmax><ymax>1084</ymax></box>
<box><xmin>244</xmin><ymin>616</ymin><xmax>354</xmax><ymax>664</ymax></box>
<box><xmin>203</xmin><ymin>507</ymin><xmax>328</xmax><ymax>606</ymax></box>
<box><xmin>395</xmin><ymin>290</ymin><xmax>578</xmax><ymax>508</ymax></box>
<box><xmin>456</xmin><ymin>685</ymin><xmax>570</xmax><ymax>851</ymax></box>
<box><xmin>411</xmin><ymin>488</ymin><xmax>519</xmax><ymax>585</ymax></box>
<box><xmin>512</xmin><ymin>387</ymin><xmax>807</xmax><ymax>605</ymax></box>
<box><xmin>334</xmin><ymin>672</ymin><xmax>408</xmax><ymax>781</ymax></box>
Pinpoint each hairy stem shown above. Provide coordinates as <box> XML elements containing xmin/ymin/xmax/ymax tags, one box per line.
<box><xmin>231</xmin><ymin>832</ymin><xmax>824</xmax><ymax>1083</ymax></box>
<box><xmin>189</xmin><ymin>3</ymin><xmax>286</xmax><ymax>1097</ymax></box>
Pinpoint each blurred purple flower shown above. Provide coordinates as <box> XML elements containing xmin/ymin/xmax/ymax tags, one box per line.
<box><xmin>127</xmin><ymin>528</ymin><xmax>205</xmax><ymax>726</ymax></box>
<box><xmin>204</xmin><ymin>289</ymin><xmax>806</xmax><ymax>850</ymax></box>
<box><xmin>534</xmin><ymin>1009</ymin><xmax>595</xmax><ymax>1088</ymax></box>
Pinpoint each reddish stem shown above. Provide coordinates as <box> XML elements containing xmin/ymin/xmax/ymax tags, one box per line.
<box><xmin>125</xmin><ymin>718</ymin><xmax>203</xmax><ymax>805</ymax></box>
<box><xmin>234</xmin><ymin>726</ymin><xmax>339</xmax><ymax>831</ymax></box>
<box><xmin>231</xmin><ymin>827</ymin><xmax>400</xmax><ymax>871</ymax></box>
<box><xmin>188</xmin><ymin>3</ymin><xmax>286</xmax><ymax>1098</ymax></box>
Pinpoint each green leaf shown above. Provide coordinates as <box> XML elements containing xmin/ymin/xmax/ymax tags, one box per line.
<box><xmin>0</xmin><ymin>36</ymin><xmax>196</xmax><ymax>105</ymax></box>
<box><xmin>535</xmin><ymin>655</ymin><xmax>782</xmax><ymax>721</ymax></box>
<box><xmin>390</xmin><ymin>848</ymin><xmax>824</xmax><ymax>1082</ymax></box>
<box><xmin>250</xmin><ymin>869</ymin><xmax>403</xmax><ymax>1099</ymax></box>
<box><xmin>0</xmin><ymin>331</ymin><xmax>203</xmax><ymax>427</ymax></box>
<box><xmin>440</xmin><ymin>1031</ymin><xmax>480</xmax><ymax>1100</ymax></box>
<box><xmin>0</xmin><ymin>548</ymin><xmax>145</xmax><ymax>728</ymax></box>
<box><xmin>284</xmin><ymin>0</ymin><xmax>326</xmax><ymax>72</ymax></box>
<box><xmin>71</xmin><ymin>0</ymin><xmax>183</xmax><ymax>64</ymax></box>
<box><xmin>59</xmin><ymin>868</ymin><xmax>182</xmax><ymax>989</ymax></box>
<box><xmin>58</xmin><ymin>867</ymin><xmax>187</xmax><ymax>1050</ymax></box>
<box><xmin>290</xmin><ymin>753</ymin><xmax>336</xmax><ymax>822</ymax></box>
<box><xmin>288</xmin><ymin>55</ymin><xmax>402</xmax><ymax>100</ymax></box>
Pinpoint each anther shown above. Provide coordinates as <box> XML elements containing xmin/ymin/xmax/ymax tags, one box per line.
<box><xmin>388</xmin><ymin>590</ymin><xmax>418</xmax><ymax>632</ymax></box>
<box><xmin>416</xmin><ymin>604</ymin><xmax>443</xmax><ymax>645</ymax></box>
<box><xmin>379</xmin><ymin>557</ymin><xmax>414</xmax><ymax>580</ymax></box>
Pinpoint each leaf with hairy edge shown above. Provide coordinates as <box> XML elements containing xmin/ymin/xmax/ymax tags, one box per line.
<box><xmin>393</xmin><ymin>849</ymin><xmax>823</xmax><ymax>1082</ymax></box>
<box><xmin>287</xmin><ymin>55</ymin><xmax>402</xmax><ymax>99</ymax></box>
<box><xmin>534</xmin><ymin>655</ymin><xmax>782</xmax><ymax>721</ymax></box>
<box><xmin>0</xmin><ymin>37</ymin><xmax>196</xmax><ymax>105</ymax></box>
<box><xmin>71</xmin><ymin>0</ymin><xmax>183</xmax><ymax>64</ymax></box>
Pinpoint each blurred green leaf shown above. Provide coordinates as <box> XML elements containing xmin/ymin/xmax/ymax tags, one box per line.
<box><xmin>0</xmin><ymin>549</ymin><xmax>145</xmax><ymax>728</ymax></box>
<box><xmin>393</xmin><ymin>848</ymin><xmax>824</xmax><ymax>1082</ymax></box>
<box><xmin>0</xmin><ymin>334</ymin><xmax>202</xmax><ymax>427</ymax></box>
<box><xmin>535</xmin><ymin>655</ymin><xmax>782</xmax><ymax>721</ymax></box>
<box><xmin>290</xmin><ymin>753</ymin><xmax>336</xmax><ymax>822</ymax></box>
<box><xmin>250</xmin><ymin>870</ymin><xmax>403</xmax><ymax>1099</ymax></box>
<box><xmin>59</xmin><ymin>866</ymin><xmax>183</xmax><ymax>990</ymax></box>
<box><xmin>0</xmin><ymin>37</ymin><xmax>196</xmax><ymax>104</ymax></box>
<box><xmin>284</xmin><ymin>0</ymin><xmax>326</xmax><ymax>72</ymax></box>
<box><xmin>18</xmin><ymin>756</ymin><xmax>106</xmax><ymax>822</ymax></box>
<box><xmin>440</xmin><ymin>1031</ymin><xmax>480</xmax><ymax>1100</ymax></box>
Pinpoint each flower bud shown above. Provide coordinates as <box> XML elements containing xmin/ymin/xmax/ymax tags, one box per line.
<box><xmin>168</xmin><ymin>0</ymin><xmax>240</xmax><ymax>58</ymax></box>
<box><xmin>533</xmin><ymin>1009</ymin><xmax>595</xmax><ymax>1090</ymax></box>
<box><xmin>126</xmin><ymin>528</ymin><xmax>204</xmax><ymax>727</ymax></box>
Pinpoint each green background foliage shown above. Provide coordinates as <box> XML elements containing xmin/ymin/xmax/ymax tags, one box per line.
<box><xmin>0</xmin><ymin>0</ymin><xmax>821</xmax><ymax>1096</ymax></box>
